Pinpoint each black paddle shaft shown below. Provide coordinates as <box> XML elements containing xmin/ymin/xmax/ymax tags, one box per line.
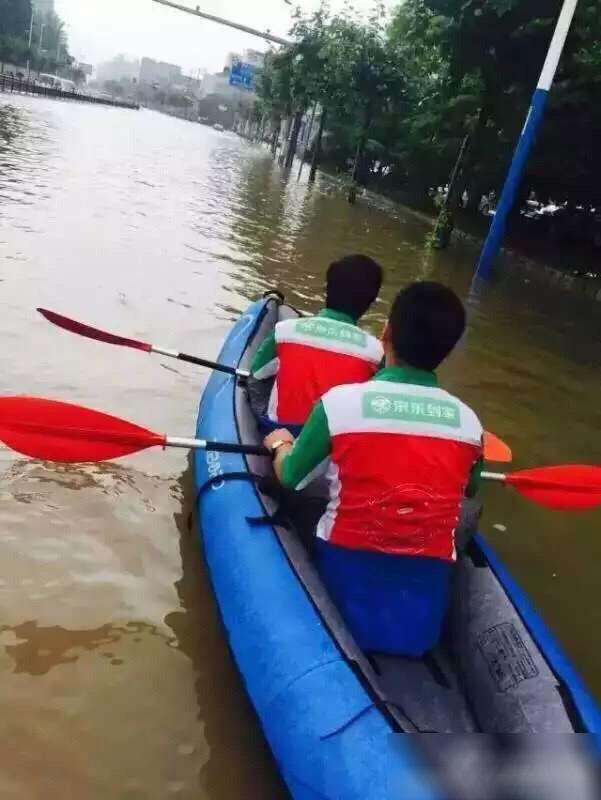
<box><xmin>177</xmin><ymin>352</ymin><xmax>242</xmax><ymax>376</ymax></box>
<box><xmin>205</xmin><ymin>441</ymin><xmax>270</xmax><ymax>457</ymax></box>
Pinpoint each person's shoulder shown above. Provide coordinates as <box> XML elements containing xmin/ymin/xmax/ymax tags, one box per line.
<box><xmin>274</xmin><ymin>315</ymin><xmax>303</xmax><ymax>335</ymax></box>
<box><xmin>361</xmin><ymin>329</ymin><xmax>384</xmax><ymax>360</ymax></box>
<box><xmin>321</xmin><ymin>381</ymin><xmax>365</xmax><ymax>406</ymax></box>
<box><xmin>437</xmin><ymin>388</ymin><xmax>483</xmax><ymax>432</ymax></box>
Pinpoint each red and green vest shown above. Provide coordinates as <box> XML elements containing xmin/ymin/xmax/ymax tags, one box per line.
<box><xmin>280</xmin><ymin>367</ymin><xmax>483</xmax><ymax>561</ymax></box>
<box><xmin>251</xmin><ymin>309</ymin><xmax>383</xmax><ymax>425</ymax></box>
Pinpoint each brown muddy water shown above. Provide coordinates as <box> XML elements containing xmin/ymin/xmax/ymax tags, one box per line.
<box><xmin>0</xmin><ymin>96</ymin><xmax>600</xmax><ymax>798</ymax></box>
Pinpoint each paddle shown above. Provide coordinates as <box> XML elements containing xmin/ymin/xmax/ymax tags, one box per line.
<box><xmin>0</xmin><ymin>397</ymin><xmax>269</xmax><ymax>462</ymax></box>
<box><xmin>37</xmin><ymin>308</ymin><xmax>249</xmax><ymax>379</ymax></box>
<box><xmin>37</xmin><ymin>307</ymin><xmax>513</xmax><ymax>463</ymax></box>
<box><xmin>482</xmin><ymin>432</ymin><xmax>512</xmax><ymax>464</ymax></box>
<box><xmin>0</xmin><ymin>397</ymin><xmax>597</xmax><ymax>512</ymax></box>
<box><xmin>481</xmin><ymin>466</ymin><xmax>601</xmax><ymax>512</ymax></box>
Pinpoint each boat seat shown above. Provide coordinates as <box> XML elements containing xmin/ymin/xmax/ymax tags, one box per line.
<box><xmin>370</xmin><ymin>650</ymin><xmax>479</xmax><ymax>733</ymax></box>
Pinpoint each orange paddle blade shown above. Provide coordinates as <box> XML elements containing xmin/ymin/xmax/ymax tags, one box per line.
<box><xmin>483</xmin><ymin>431</ymin><xmax>512</xmax><ymax>463</ymax></box>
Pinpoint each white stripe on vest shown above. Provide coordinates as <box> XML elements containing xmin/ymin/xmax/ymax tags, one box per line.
<box><xmin>275</xmin><ymin>317</ymin><xmax>383</xmax><ymax>364</ymax></box>
<box><xmin>323</xmin><ymin>381</ymin><xmax>483</xmax><ymax>446</ymax></box>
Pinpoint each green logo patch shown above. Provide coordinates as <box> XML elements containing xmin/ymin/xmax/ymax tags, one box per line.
<box><xmin>362</xmin><ymin>391</ymin><xmax>460</xmax><ymax>428</ymax></box>
<box><xmin>295</xmin><ymin>318</ymin><xmax>367</xmax><ymax>347</ymax></box>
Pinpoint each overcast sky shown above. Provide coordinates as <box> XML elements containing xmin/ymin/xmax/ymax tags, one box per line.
<box><xmin>55</xmin><ymin>0</ymin><xmax>399</xmax><ymax>74</ymax></box>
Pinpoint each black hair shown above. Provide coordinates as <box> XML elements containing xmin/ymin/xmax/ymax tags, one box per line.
<box><xmin>389</xmin><ymin>282</ymin><xmax>466</xmax><ymax>370</ymax></box>
<box><xmin>325</xmin><ymin>255</ymin><xmax>383</xmax><ymax>320</ymax></box>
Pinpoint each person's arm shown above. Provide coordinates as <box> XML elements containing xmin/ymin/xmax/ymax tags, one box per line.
<box><xmin>264</xmin><ymin>400</ymin><xmax>331</xmax><ymax>490</ymax></box>
<box><xmin>250</xmin><ymin>332</ymin><xmax>278</xmax><ymax>379</ymax></box>
<box><xmin>465</xmin><ymin>457</ymin><xmax>483</xmax><ymax>498</ymax></box>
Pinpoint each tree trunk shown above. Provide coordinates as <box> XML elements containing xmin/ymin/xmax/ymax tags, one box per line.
<box><xmin>258</xmin><ymin>113</ymin><xmax>267</xmax><ymax>144</ymax></box>
<box><xmin>278</xmin><ymin>114</ymin><xmax>293</xmax><ymax>165</ymax></box>
<box><xmin>298</xmin><ymin>103</ymin><xmax>317</xmax><ymax>180</ymax></box>
<box><xmin>271</xmin><ymin>117</ymin><xmax>281</xmax><ymax>157</ymax></box>
<box><xmin>430</xmin><ymin>133</ymin><xmax>471</xmax><ymax>250</ymax></box>
<box><xmin>309</xmin><ymin>109</ymin><xmax>327</xmax><ymax>183</ymax></box>
<box><xmin>348</xmin><ymin>105</ymin><xmax>372</xmax><ymax>204</ymax></box>
<box><xmin>444</xmin><ymin>133</ymin><xmax>471</xmax><ymax>212</ymax></box>
<box><xmin>284</xmin><ymin>110</ymin><xmax>303</xmax><ymax>169</ymax></box>
<box><xmin>461</xmin><ymin>107</ymin><xmax>490</xmax><ymax>213</ymax></box>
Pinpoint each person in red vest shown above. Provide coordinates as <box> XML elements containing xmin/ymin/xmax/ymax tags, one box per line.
<box><xmin>263</xmin><ymin>282</ymin><xmax>483</xmax><ymax>657</ymax></box>
<box><xmin>251</xmin><ymin>255</ymin><xmax>383</xmax><ymax>429</ymax></box>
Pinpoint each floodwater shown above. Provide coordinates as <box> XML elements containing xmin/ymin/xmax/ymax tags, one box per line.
<box><xmin>0</xmin><ymin>95</ymin><xmax>600</xmax><ymax>797</ymax></box>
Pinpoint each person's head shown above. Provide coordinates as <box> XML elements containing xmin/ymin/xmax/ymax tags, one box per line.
<box><xmin>383</xmin><ymin>282</ymin><xmax>466</xmax><ymax>371</ymax></box>
<box><xmin>325</xmin><ymin>255</ymin><xmax>383</xmax><ymax>320</ymax></box>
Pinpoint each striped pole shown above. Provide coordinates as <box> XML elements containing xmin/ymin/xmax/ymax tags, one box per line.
<box><xmin>474</xmin><ymin>0</ymin><xmax>579</xmax><ymax>279</ymax></box>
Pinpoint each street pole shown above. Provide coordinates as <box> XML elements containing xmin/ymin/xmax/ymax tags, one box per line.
<box><xmin>474</xmin><ymin>0</ymin><xmax>579</xmax><ymax>280</ymax></box>
<box><xmin>151</xmin><ymin>0</ymin><xmax>290</xmax><ymax>46</ymax></box>
<box><xmin>26</xmin><ymin>10</ymin><xmax>34</xmax><ymax>76</ymax></box>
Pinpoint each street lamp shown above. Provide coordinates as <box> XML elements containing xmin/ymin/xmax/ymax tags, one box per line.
<box><xmin>152</xmin><ymin>0</ymin><xmax>290</xmax><ymax>45</ymax></box>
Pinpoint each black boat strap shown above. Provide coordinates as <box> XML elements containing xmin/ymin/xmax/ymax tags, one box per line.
<box><xmin>188</xmin><ymin>471</ymin><xmax>290</xmax><ymax>531</ymax></box>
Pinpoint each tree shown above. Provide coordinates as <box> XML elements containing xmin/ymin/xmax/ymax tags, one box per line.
<box><xmin>256</xmin><ymin>49</ymin><xmax>295</xmax><ymax>158</ymax></box>
<box><xmin>260</xmin><ymin>0</ymin><xmax>601</xmax><ymax>226</ymax></box>
<box><xmin>0</xmin><ymin>0</ymin><xmax>32</xmax><ymax>70</ymax></box>
<box><xmin>258</xmin><ymin>6</ymin><xmax>405</xmax><ymax>185</ymax></box>
<box><xmin>324</xmin><ymin>9</ymin><xmax>405</xmax><ymax>201</ymax></box>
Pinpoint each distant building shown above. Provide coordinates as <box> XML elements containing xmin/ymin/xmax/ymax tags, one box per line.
<box><xmin>200</xmin><ymin>71</ymin><xmax>233</xmax><ymax>98</ymax></box>
<box><xmin>225</xmin><ymin>49</ymin><xmax>264</xmax><ymax>71</ymax></box>
<box><xmin>96</xmin><ymin>56</ymin><xmax>139</xmax><ymax>84</ymax></box>
<box><xmin>33</xmin><ymin>0</ymin><xmax>55</xmax><ymax>16</ymax></box>
<box><xmin>139</xmin><ymin>58</ymin><xmax>182</xmax><ymax>88</ymax></box>
<box><xmin>242</xmin><ymin>49</ymin><xmax>264</xmax><ymax>68</ymax></box>
<box><xmin>76</xmin><ymin>62</ymin><xmax>94</xmax><ymax>77</ymax></box>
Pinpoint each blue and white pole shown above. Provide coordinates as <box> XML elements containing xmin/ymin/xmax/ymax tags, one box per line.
<box><xmin>474</xmin><ymin>0</ymin><xmax>579</xmax><ymax>280</ymax></box>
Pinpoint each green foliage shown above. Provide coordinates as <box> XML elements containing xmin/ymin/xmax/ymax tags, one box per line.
<box><xmin>261</xmin><ymin>0</ymin><xmax>600</xmax><ymax>208</ymax></box>
<box><xmin>0</xmin><ymin>0</ymin><xmax>32</xmax><ymax>40</ymax></box>
<box><xmin>0</xmin><ymin>0</ymin><xmax>32</xmax><ymax>66</ymax></box>
<box><xmin>0</xmin><ymin>0</ymin><xmax>75</xmax><ymax>76</ymax></box>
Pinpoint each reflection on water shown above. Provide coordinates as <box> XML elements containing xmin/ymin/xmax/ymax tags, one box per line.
<box><xmin>1</xmin><ymin>620</ymin><xmax>138</xmax><ymax>675</ymax></box>
<box><xmin>0</xmin><ymin>96</ymin><xmax>600</xmax><ymax>797</ymax></box>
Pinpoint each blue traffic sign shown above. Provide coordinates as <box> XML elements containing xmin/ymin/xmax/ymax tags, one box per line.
<box><xmin>229</xmin><ymin>61</ymin><xmax>256</xmax><ymax>91</ymax></box>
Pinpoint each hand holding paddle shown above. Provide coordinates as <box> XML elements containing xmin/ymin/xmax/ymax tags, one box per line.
<box><xmin>0</xmin><ymin>397</ymin><xmax>598</xmax><ymax>512</ymax></box>
<box><xmin>37</xmin><ymin>308</ymin><xmax>512</xmax><ymax>463</ymax></box>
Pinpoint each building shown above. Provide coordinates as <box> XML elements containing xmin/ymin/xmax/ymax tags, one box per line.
<box><xmin>76</xmin><ymin>62</ymin><xmax>94</xmax><ymax>77</ymax></box>
<box><xmin>96</xmin><ymin>56</ymin><xmax>139</xmax><ymax>84</ymax></box>
<box><xmin>32</xmin><ymin>0</ymin><xmax>55</xmax><ymax>17</ymax></box>
<box><xmin>139</xmin><ymin>58</ymin><xmax>182</xmax><ymax>88</ymax></box>
<box><xmin>225</xmin><ymin>49</ymin><xmax>264</xmax><ymax>71</ymax></box>
<box><xmin>242</xmin><ymin>49</ymin><xmax>264</xmax><ymax>68</ymax></box>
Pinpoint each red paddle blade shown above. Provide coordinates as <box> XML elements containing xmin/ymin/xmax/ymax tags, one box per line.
<box><xmin>37</xmin><ymin>309</ymin><xmax>151</xmax><ymax>352</ymax></box>
<box><xmin>483</xmin><ymin>431</ymin><xmax>512</xmax><ymax>463</ymax></box>
<box><xmin>508</xmin><ymin>465</ymin><xmax>601</xmax><ymax>512</ymax></box>
<box><xmin>0</xmin><ymin>397</ymin><xmax>165</xmax><ymax>463</ymax></box>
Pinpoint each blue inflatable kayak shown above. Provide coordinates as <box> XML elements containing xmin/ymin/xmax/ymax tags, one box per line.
<box><xmin>194</xmin><ymin>295</ymin><xmax>601</xmax><ymax>799</ymax></box>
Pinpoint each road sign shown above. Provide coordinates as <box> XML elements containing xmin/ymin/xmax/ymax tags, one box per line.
<box><xmin>229</xmin><ymin>61</ymin><xmax>256</xmax><ymax>91</ymax></box>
